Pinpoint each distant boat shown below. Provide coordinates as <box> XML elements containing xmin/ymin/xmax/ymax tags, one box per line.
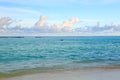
<box><xmin>60</xmin><ymin>39</ymin><xmax>64</xmax><ymax>41</ymax></box>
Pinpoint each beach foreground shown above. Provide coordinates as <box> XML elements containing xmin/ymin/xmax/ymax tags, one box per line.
<box><xmin>1</xmin><ymin>68</ymin><xmax>120</xmax><ymax>80</ymax></box>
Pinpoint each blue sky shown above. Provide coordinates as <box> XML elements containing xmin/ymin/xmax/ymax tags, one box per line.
<box><xmin>0</xmin><ymin>0</ymin><xmax>120</xmax><ymax>36</ymax></box>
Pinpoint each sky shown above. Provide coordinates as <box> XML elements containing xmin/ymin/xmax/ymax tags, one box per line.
<box><xmin>0</xmin><ymin>0</ymin><xmax>120</xmax><ymax>36</ymax></box>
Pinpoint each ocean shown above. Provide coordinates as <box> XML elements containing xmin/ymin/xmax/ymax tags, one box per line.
<box><xmin>0</xmin><ymin>36</ymin><xmax>120</xmax><ymax>75</ymax></box>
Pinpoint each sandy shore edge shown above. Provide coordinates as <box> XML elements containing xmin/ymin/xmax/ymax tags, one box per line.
<box><xmin>1</xmin><ymin>68</ymin><xmax>120</xmax><ymax>80</ymax></box>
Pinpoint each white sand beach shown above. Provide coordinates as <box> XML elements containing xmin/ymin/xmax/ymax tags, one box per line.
<box><xmin>1</xmin><ymin>68</ymin><xmax>120</xmax><ymax>80</ymax></box>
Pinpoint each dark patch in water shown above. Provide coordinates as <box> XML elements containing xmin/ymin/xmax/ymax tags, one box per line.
<box><xmin>35</xmin><ymin>36</ymin><xmax>42</xmax><ymax>38</ymax></box>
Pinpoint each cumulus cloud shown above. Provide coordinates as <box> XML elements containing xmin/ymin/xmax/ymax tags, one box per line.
<box><xmin>0</xmin><ymin>17</ymin><xmax>11</xmax><ymax>27</ymax></box>
<box><xmin>62</xmin><ymin>17</ymin><xmax>80</xmax><ymax>32</ymax></box>
<box><xmin>34</xmin><ymin>16</ymin><xmax>80</xmax><ymax>33</ymax></box>
<box><xmin>0</xmin><ymin>15</ymin><xmax>80</xmax><ymax>34</ymax></box>
<box><xmin>1</xmin><ymin>15</ymin><xmax>120</xmax><ymax>36</ymax></box>
<box><xmin>75</xmin><ymin>23</ymin><xmax>120</xmax><ymax>33</ymax></box>
<box><xmin>34</xmin><ymin>16</ymin><xmax>52</xmax><ymax>32</ymax></box>
<box><xmin>35</xmin><ymin>16</ymin><xmax>47</xmax><ymax>27</ymax></box>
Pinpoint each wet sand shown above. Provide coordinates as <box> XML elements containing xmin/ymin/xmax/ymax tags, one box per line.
<box><xmin>1</xmin><ymin>68</ymin><xmax>120</xmax><ymax>80</ymax></box>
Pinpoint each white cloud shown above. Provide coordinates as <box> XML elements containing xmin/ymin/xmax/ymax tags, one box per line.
<box><xmin>0</xmin><ymin>15</ymin><xmax>120</xmax><ymax>36</ymax></box>
<box><xmin>62</xmin><ymin>17</ymin><xmax>80</xmax><ymax>32</ymax></box>
<box><xmin>0</xmin><ymin>17</ymin><xmax>11</xmax><ymax>27</ymax></box>
<box><xmin>34</xmin><ymin>16</ymin><xmax>80</xmax><ymax>33</ymax></box>
<box><xmin>0</xmin><ymin>16</ymin><xmax>80</xmax><ymax>34</ymax></box>
<box><xmin>75</xmin><ymin>23</ymin><xmax>120</xmax><ymax>33</ymax></box>
<box><xmin>35</xmin><ymin>16</ymin><xmax>48</xmax><ymax>28</ymax></box>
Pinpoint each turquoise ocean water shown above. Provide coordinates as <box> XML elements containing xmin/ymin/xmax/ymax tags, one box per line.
<box><xmin>0</xmin><ymin>36</ymin><xmax>120</xmax><ymax>75</ymax></box>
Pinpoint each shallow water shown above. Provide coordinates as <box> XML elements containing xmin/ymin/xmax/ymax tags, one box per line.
<box><xmin>0</xmin><ymin>36</ymin><xmax>120</xmax><ymax>74</ymax></box>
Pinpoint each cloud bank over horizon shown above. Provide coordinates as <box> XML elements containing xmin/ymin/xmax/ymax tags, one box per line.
<box><xmin>0</xmin><ymin>16</ymin><xmax>120</xmax><ymax>36</ymax></box>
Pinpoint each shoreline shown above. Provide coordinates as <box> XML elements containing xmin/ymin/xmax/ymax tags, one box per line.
<box><xmin>1</xmin><ymin>68</ymin><xmax>120</xmax><ymax>80</ymax></box>
<box><xmin>1</xmin><ymin>66</ymin><xmax>120</xmax><ymax>78</ymax></box>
